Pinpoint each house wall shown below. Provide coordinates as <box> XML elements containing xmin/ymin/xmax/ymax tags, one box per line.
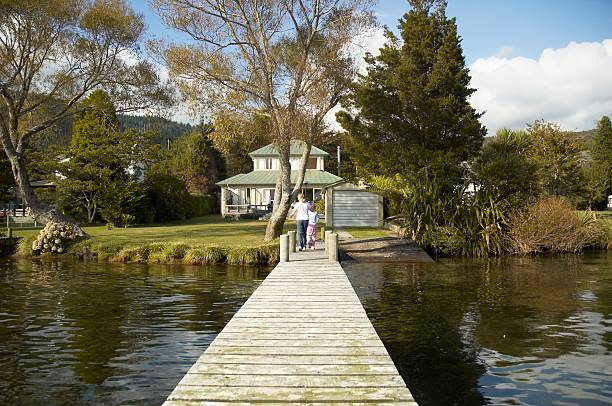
<box><xmin>324</xmin><ymin>182</ymin><xmax>383</xmax><ymax>228</ymax></box>
<box><xmin>252</xmin><ymin>157</ymin><xmax>324</xmax><ymax>171</ymax></box>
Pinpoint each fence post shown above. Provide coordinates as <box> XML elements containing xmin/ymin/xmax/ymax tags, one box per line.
<box><xmin>328</xmin><ymin>233</ymin><xmax>338</xmax><ymax>262</ymax></box>
<box><xmin>288</xmin><ymin>230</ymin><xmax>296</xmax><ymax>252</ymax></box>
<box><xmin>280</xmin><ymin>234</ymin><xmax>289</xmax><ymax>263</ymax></box>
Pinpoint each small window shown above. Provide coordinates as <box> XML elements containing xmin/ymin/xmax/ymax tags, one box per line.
<box><xmin>306</xmin><ymin>157</ymin><xmax>318</xmax><ymax>169</ymax></box>
<box><xmin>265</xmin><ymin>158</ymin><xmax>273</xmax><ymax>169</ymax></box>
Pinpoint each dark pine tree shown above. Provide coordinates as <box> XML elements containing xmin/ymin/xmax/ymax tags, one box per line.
<box><xmin>591</xmin><ymin>115</ymin><xmax>612</xmax><ymax>198</ymax></box>
<box><xmin>337</xmin><ymin>0</ymin><xmax>485</xmax><ymax>185</ymax></box>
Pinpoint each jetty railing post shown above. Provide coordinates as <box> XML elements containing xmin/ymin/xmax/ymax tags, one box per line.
<box><xmin>280</xmin><ymin>234</ymin><xmax>290</xmax><ymax>262</ymax></box>
<box><xmin>328</xmin><ymin>232</ymin><xmax>339</xmax><ymax>262</ymax></box>
<box><xmin>325</xmin><ymin>230</ymin><xmax>332</xmax><ymax>255</ymax></box>
<box><xmin>288</xmin><ymin>230</ymin><xmax>296</xmax><ymax>252</ymax></box>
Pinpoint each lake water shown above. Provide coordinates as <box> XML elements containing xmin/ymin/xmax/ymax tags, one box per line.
<box><xmin>344</xmin><ymin>253</ymin><xmax>612</xmax><ymax>405</ymax></box>
<box><xmin>1</xmin><ymin>254</ymin><xmax>611</xmax><ymax>405</ymax></box>
<box><xmin>0</xmin><ymin>259</ymin><xmax>269</xmax><ymax>405</ymax></box>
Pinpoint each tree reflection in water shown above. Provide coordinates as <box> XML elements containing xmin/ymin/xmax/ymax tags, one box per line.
<box><xmin>0</xmin><ymin>259</ymin><xmax>269</xmax><ymax>405</ymax></box>
<box><xmin>345</xmin><ymin>252</ymin><xmax>612</xmax><ymax>406</ymax></box>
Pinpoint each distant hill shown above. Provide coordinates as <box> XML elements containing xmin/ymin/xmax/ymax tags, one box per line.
<box><xmin>118</xmin><ymin>115</ymin><xmax>194</xmax><ymax>145</ymax></box>
<box><xmin>572</xmin><ymin>128</ymin><xmax>597</xmax><ymax>144</ymax></box>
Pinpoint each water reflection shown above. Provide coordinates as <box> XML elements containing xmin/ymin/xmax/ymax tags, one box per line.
<box><xmin>345</xmin><ymin>253</ymin><xmax>612</xmax><ymax>406</ymax></box>
<box><xmin>0</xmin><ymin>259</ymin><xmax>269</xmax><ymax>405</ymax></box>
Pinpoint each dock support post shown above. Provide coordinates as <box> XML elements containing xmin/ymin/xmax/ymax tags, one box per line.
<box><xmin>288</xmin><ymin>230</ymin><xmax>296</xmax><ymax>252</ymax></box>
<box><xmin>280</xmin><ymin>234</ymin><xmax>289</xmax><ymax>262</ymax></box>
<box><xmin>328</xmin><ymin>232</ymin><xmax>338</xmax><ymax>262</ymax></box>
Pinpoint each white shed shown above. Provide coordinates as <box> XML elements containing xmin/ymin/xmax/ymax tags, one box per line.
<box><xmin>323</xmin><ymin>181</ymin><xmax>383</xmax><ymax>228</ymax></box>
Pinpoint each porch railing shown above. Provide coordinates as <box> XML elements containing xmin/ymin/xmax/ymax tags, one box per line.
<box><xmin>224</xmin><ymin>204</ymin><xmax>270</xmax><ymax>214</ymax></box>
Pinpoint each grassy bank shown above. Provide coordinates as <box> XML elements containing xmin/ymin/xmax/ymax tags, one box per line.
<box><xmin>10</xmin><ymin>215</ymin><xmax>292</xmax><ymax>266</ymax></box>
<box><xmin>343</xmin><ymin>227</ymin><xmax>391</xmax><ymax>239</ymax></box>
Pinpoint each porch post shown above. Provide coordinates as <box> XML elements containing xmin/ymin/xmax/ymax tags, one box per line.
<box><xmin>221</xmin><ymin>187</ymin><xmax>227</xmax><ymax>217</ymax></box>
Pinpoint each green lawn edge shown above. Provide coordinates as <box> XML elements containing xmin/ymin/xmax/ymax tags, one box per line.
<box><xmin>9</xmin><ymin>215</ymin><xmax>285</xmax><ymax>266</ymax></box>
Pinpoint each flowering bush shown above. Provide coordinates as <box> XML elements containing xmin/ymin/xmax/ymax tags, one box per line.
<box><xmin>31</xmin><ymin>222</ymin><xmax>75</xmax><ymax>255</ymax></box>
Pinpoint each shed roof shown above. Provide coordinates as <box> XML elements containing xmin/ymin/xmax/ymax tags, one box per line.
<box><xmin>217</xmin><ymin>170</ymin><xmax>342</xmax><ymax>187</ymax></box>
<box><xmin>248</xmin><ymin>140</ymin><xmax>329</xmax><ymax>158</ymax></box>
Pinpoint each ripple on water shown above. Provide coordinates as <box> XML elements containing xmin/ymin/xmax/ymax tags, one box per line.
<box><xmin>0</xmin><ymin>259</ymin><xmax>268</xmax><ymax>405</ymax></box>
<box><xmin>344</xmin><ymin>254</ymin><xmax>612</xmax><ymax>406</ymax></box>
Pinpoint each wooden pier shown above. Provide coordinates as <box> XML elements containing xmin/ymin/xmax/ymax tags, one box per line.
<box><xmin>164</xmin><ymin>243</ymin><xmax>416</xmax><ymax>405</ymax></box>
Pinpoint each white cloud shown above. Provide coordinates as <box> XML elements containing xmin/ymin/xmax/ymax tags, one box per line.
<box><xmin>350</xmin><ymin>27</ymin><xmax>389</xmax><ymax>73</ymax></box>
<box><xmin>494</xmin><ymin>45</ymin><xmax>515</xmax><ymax>58</ymax></box>
<box><xmin>469</xmin><ymin>39</ymin><xmax>612</xmax><ymax>135</ymax></box>
<box><xmin>326</xmin><ymin>27</ymin><xmax>389</xmax><ymax>131</ymax></box>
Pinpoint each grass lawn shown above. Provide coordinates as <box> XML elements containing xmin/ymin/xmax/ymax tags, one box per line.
<box><xmin>5</xmin><ymin>215</ymin><xmax>293</xmax><ymax>247</ymax></box>
<box><xmin>343</xmin><ymin>227</ymin><xmax>391</xmax><ymax>239</ymax></box>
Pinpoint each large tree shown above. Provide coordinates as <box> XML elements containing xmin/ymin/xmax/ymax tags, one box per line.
<box><xmin>589</xmin><ymin>115</ymin><xmax>612</xmax><ymax>205</ymax></box>
<box><xmin>472</xmin><ymin>128</ymin><xmax>539</xmax><ymax>210</ymax></box>
<box><xmin>58</xmin><ymin>90</ymin><xmax>123</xmax><ymax>222</ymax></box>
<box><xmin>0</xmin><ymin>0</ymin><xmax>170</xmax><ymax>235</ymax></box>
<box><xmin>209</xmin><ymin>111</ymin><xmax>270</xmax><ymax>176</ymax></box>
<box><xmin>527</xmin><ymin>120</ymin><xmax>584</xmax><ymax>199</ymax></box>
<box><xmin>167</xmin><ymin>123</ymin><xmax>224</xmax><ymax>195</ymax></box>
<box><xmin>337</xmin><ymin>0</ymin><xmax>485</xmax><ymax>184</ymax></box>
<box><xmin>153</xmin><ymin>0</ymin><xmax>374</xmax><ymax>240</ymax></box>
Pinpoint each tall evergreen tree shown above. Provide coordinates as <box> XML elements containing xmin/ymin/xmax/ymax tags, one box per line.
<box><xmin>59</xmin><ymin>90</ymin><xmax>123</xmax><ymax>222</ymax></box>
<box><xmin>337</xmin><ymin>0</ymin><xmax>485</xmax><ymax>183</ymax></box>
<box><xmin>59</xmin><ymin>90</ymin><xmax>150</xmax><ymax>224</ymax></box>
<box><xmin>591</xmin><ymin>115</ymin><xmax>612</xmax><ymax>198</ymax></box>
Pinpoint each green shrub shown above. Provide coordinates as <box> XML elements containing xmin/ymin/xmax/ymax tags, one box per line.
<box><xmin>259</xmin><ymin>243</ymin><xmax>280</xmax><ymax>265</ymax></box>
<box><xmin>148</xmin><ymin>242</ymin><xmax>190</xmax><ymax>263</ymax></box>
<box><xmin>99</xmin><ymin>178</ymin><xmax>148</xmax><ymax>226</ymax></box>
<box><xmin>422</xmin><ymin>226</ymin><xmax>464</xmax><ymax>257</ymax></box>
<box><xmin>144</xmin><ymin>170</ymin><xmax>192</xmax><ymax>222</ymax></box>
<box><xmin>188</xmin><ymin>195</ymin><xmax>216</xmax><ymax>217</ymax></box>
<box><xmin>508</xmin><ymin>197</ymin><xmax>604</xmax><ymax>254</ymax></box>
<box><xmin>17</xmin><ymin>234</ymin><xmax>37</xmax><ymax>257</ymax></box>
<box><xmin>184</xmin><ymin>246</ymin><xmax>226</xmax><ymax>264</ymax></box>
<box><xmin>113</xmin><ymin>244</ymin><xmax>155</xmax><ymax>262</ymax></box>
<box><xmin>314</xmin><ymin>198</ymin><xmax>325</xmax><ymax>215</ymax></box>
<box><xmin>594</xmin><ymin>219</ymin><xmax>612</xmax><ymax>250</ymax></box>
<box><xmin>225</xmin><ymin>246</ymin><xmax>261</xmax><ymax>265</ymax></box>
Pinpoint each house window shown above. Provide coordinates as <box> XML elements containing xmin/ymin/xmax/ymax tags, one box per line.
<box><xmin>265</xmin><ymin>158</ymin><xmax>273</xmax><ymax>169</ymax></box>
<box><xmin>306</xmin><ymin>157</ymin><xmax>318</xmax><ymax>169</ymax></box>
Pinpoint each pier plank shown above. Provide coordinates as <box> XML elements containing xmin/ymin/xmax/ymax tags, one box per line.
<box><xmin>163</xmin><ymin>243</ymin><xmax>416</xmax><ymax>405</ymax></box>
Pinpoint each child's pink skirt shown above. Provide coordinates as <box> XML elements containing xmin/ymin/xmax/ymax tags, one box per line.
<box><xmin>307</xmin><ymin>224</ymin><xmax>317</xmax><ymax>248</ymax></box>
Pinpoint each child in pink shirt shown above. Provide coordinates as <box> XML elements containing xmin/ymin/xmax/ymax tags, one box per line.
<box><xmin>307</xmin><ymin>203</ymin><xmax>319</xmax><ymax>250</ymax></box>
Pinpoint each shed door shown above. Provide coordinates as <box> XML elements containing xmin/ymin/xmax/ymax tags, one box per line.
<box><xmin>332</xmin><ymin>190</ymin><xmax>379</xmax><ymax>227</ymax></box>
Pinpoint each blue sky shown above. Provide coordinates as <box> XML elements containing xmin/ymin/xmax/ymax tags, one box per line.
<box><xmin>377</xmin><ymin>0</ymin><xmax>612</xmax><ymax>63</ymax></box>
<box><xmin>132</xmin><ymin>1</ymin><xmax>612</xmax><ymax>132</ymax></box>
<box><xmin>133</xmin><ymin>0</ymin><xmax>612</xmax><ymax>63</ymax></box>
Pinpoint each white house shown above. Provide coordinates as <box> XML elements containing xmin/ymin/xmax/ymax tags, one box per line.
<box><xmin>216</xmin><ymin>140</ymin><xmax>342</xmax><ymax>216</ymax></box>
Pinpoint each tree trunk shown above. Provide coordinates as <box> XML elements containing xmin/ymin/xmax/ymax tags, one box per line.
<box><xmin>264</xmin><ymin>140</ymin><xmax>311</xmax><ymax>241</ymax></box>
<box><xmin>264</xmin><ymin>144</ymin><xmax>292</xmax><ymax>241</ymax></box>
<box><xmin>7</xmin><ymin>150</ymin><xmax>86</xmax><ymax>237</ymax></box>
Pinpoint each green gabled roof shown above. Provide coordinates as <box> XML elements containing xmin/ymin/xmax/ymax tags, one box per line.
<box><xmin>216</xmin><ymin>170</ymin><xmax>342</xmax><ymax>186</ymax></box>
<box><xmin>248</xmin><ymin>140</ymin><xmax>329</xmax><ymax>158</ymax></box>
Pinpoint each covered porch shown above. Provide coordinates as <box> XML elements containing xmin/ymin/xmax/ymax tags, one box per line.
<box><xmin>220</xmin><ymin>186</ymin><xmax>323</xmax><ymax>217</ymax></box>
<box><xmin>216</xmin><ymin>170</ymin><xmax>342</xmax><ymax>218</ymax></box>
